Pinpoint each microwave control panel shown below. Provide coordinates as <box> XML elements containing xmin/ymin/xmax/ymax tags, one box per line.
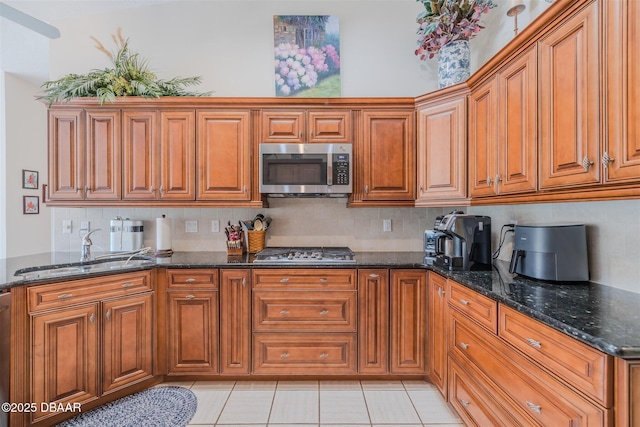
<box><xmin>333</xmin><ymin>153</ymin><xmax>350</xmax><ymax>185</ymax></box>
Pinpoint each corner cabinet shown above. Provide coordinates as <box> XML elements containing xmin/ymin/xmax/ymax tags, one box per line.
<box><xmin>350</xmin><ymin>109</ymin><xmax>416</xmax><ymax>206</ymax></box>
<box><xmin>416</xmin><ymin>86</ymin><xmax>468</xmax><ymax>206</ymax></box>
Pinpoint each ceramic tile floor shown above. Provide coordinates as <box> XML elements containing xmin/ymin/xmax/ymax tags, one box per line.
<box><xmin>162</xmin><ymin>380</ymin><xmax>463</xmax><ymax>427</ymax></box>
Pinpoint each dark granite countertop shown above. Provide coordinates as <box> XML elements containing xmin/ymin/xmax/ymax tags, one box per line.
<box><xmin>1</xmin><ymin>251</ymin><xmax>638</xmax><ymax>359</ymax></box>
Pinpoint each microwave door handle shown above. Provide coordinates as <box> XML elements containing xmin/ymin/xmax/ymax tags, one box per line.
<box><xmin>327</xmin><ymin>155</ymin><xmax>333</xmax><ymax>186</ymax></box>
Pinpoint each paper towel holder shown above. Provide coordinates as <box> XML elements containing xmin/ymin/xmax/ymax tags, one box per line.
<box><xmin>155</xmin><ymin>214</ymin><xmax>174</xmax><ymax>258</ymax></box>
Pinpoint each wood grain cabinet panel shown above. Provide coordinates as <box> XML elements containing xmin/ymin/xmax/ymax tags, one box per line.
<box><xmin>47</xmin><ymin>109</ymin><xmax>85</xmax><ymax>201</ymax></box>
<box><xmin>85</xmin><ymin>110</ymin><xmax>121</xmax><ymax>200</ymax></box>
<box><xmin>428</xmin><ymin>272</ymin><xmax>448</xmax><ymax>396</ymax></box>
<box><xmin>197</xmin><ymin>110</ymin><xmax>251</xmax><ymax>201</ymax></box>
<box><xmin>219</xmin><ymin>269</ymin><xmax>251</xmax><ymax>374</ymax></box>
<box><xmin>261</xmin><ymin>110</ymin><xmax>351</xmax><ymax>143</ymax></box>
<box><xmin>159</xmin><ymin>110</ymin><xmax>195</xmax><ymax>200</ymax></box>
<box><xmin>358</xmin><ymin>269</ymin><xmax>389</xmax><ymax>374</ymax></box>
<box><xmin>539</xmin><ymin>0</ymin><xmax>600</xmax><ymax>189</ymax></box>
<box><xmin>604</xmin><ymin>0</ymin><xmax>640</xmax><ymax>183</ymax></box>
<box><xmin>390</xmin><ymin>270</ymin><xmax>426</xmax><ymax>374</ymax></box>
<box><xmin>447</xmin><ymin>280</ymin><xmax>497</xmax><ymax>334</ymax></box>
<box><xmin>416</xmin><ymin>90</ymin><xmax>468</xmax><ymax>205</ymax></box>
<box><xmin>469</xmin><ymin>76</ymin><xmax>498</xmax><ymax>197</ymax></box>
<box><xmin>122</xmin><ymin>110</ymin><xmax>157</xmax><ymax>200</ymax></box>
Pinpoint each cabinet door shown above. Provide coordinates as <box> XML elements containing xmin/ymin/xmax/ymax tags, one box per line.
<box><xmin>48</xmin><ymin>109</ymin><xmax>84</xmax><ymax>201</ymax></box>
<box><xmin>360</xmin><ymin>110</ymin><xmax>415</xmax><ymax>202</ymax></box>
<box><xmin>416</xmin><ymin>96</ymin><xmax>467</xmax><ymax>204</ymax></box>
<box><xmin>102</xmin><ymin>293</ymin><xmax>153</xmax><ymax>394</ymax></box>
<box><xmin>497</xmin><ymin>46</ymin><xmax>538</xmax><ymax>195</ymax></box>
<box><xmin>261</xmin><ymin>110</ymin><xmax>305</xmax><ymax>142</ymax></box>
<box><xmin>159</xmin><ymin>110</ymin><xmax>195</xmax><ymax>200</ymax></box>
<box><xmin>123</xmin><ymin>110</ymin><xmax>158</xmax><ymax>200</ymax></box>
<box><xmin>220</xmin><ymin>269</ymin><xmax>251</xmax><ymax>374</ymax></box>
<box><xmin>468</xmin><ymin>76</ymin><xmax>498</xmax><ymax>198</ymax></box>
<box><xmin>539</xmin><ymin>1</ymin><xmax>600</xmax><ymax>188</ymax></box>
<box><xmin>358</xmin><ymin>269</ymin><xmax>389</xmax><ymax>374</ymax></box>
<box><xmin>31</xmin><ymin>303</ymin><xmax>99</xmax><ymax>423</ymax></box>
<box><xmin>390</xmin><ymin>270</ymin><xmax>427</xmax><ymax>374</ymax></box>
<box><xmin>604</xmin><ymin>0</ymin><xmax>640</xmax><ymax>183</ymax></box>
<box><xmin>85</xmin><ymin>110</ymin><xmax>121</xmax><ymax>200</ymax></box>
<box><xmin>168</xmin><ymin>291</ymin><xmax>218</xmax><ymax>374</ymax></box>
<box><xmin>197</xmin><ymin>111</ymin><xmax>251</xmax><ymax>200</ymax></box>
<box><xmin>428</xmin><ymin>272</ymin><xmax>448</xmax><ymax>396</ymax></box>
<box><xmin>307</xmin><ymin>110</ymin><xmax>351</xmax><ymax>143</ymax></box>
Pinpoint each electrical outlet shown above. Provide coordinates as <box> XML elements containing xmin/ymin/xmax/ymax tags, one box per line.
<box><xmin>508</xmin><ymin>219</ymin><xmax>518</xmax><ymax>226</ymax></box>
<box><xmin>62</xmin><ymin>220</ymin><xmax>72</xmax><ymax>234</ymax></box>
<box><xmin>211</xmin><ymin>220</ymin><xmax>220</xmax><ymax>233</ymax></box>
<box><xmin>80</xmin><ymin>221</ymin><xmax>90</xmax><ymax>234</ymax></box>
<box><xmin>383</xmin><ymin>219</ymin><xmax>392</xmax><ymax>232</ymax></box>
<box><xmin>185</xmin><ymin>220</ymin><xmax>198</xmax><ymax>233</ymax></box>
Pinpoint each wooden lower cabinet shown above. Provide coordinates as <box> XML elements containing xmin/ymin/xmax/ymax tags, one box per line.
<box><xmin>358</xmin><ymin>269</ymin><xmax>389</xmax><ymax>374</ymax></box>
<box><xmin>428</xmin><ymin>272</ymin><xmax>447</xmax><ymax>396</ymax></box>
<box><xmin>220</xmin><ymin>269</ymin><xmax>251</xmax><ymax>374</ymax></box>
<box><xmin>390</xmin><ymin>270</ymin><xmax>427</xmax><ymax>374</ymax></box>
<box><xmin>615</xmin><ymin>358</ymin><xmax>640</xmax><ymax>427</ymax></box>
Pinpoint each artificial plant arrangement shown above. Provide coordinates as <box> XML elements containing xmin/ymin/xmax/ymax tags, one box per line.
<box><xmin>39</xmin><ymin>28</ymin><xmax>211</xmax><ymax>105</ymax></box>
<box><xmin>414</xmin><ymin>0</ymin><xmax>497</xmax><ymax>60</ymax></box>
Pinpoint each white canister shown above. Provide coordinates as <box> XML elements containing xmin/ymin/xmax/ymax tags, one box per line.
<box><xmin>110</xmin><ymin>218</ymin><xmax>144</xmax><ymax>252</ymax></box>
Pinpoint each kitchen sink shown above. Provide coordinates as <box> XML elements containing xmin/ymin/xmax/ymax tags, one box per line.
<box><xmin>14</xmin><ymin>258</ymin><xmax>156</xmax><ymax>281</ymax></box>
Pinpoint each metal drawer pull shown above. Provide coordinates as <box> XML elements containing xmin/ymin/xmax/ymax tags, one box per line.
<box><xmin>459</xmin><ymin>299</ymin><xmax>469</xmax><ymax>305</ymax></box>
<box><xmin>106</xmin><ymin>309</ymin><xmax>111</xmax><ymax>320</ymax></box>
<box><xmin>280</xmin><ymin>310</ymin><xmax>289</xmax><ymax>315</ymax></box>
<box><xmin>459</xmin><ymin>399</ymin><xmax>470</xmax><ymax>408</ymax></box>
<box><xmin>122</xmin><ymin>283</ymin><xmax>134</xmax><ymax>289</ymax></box>
<box><xmin>526</xmin><ymin>401</ymin><xmax>542</xmax><ymax>414</ymax></box>
<box><xmin>58</xmin><ymin>293</ymin><xmax>73</xmax><ymax>299</ymax></box>
<box><xmin>582</xmin><ymin>156</ymin><xmax>594</xmax><ymax>171</ymax></box>
<box><xmin>319</xmin><ymin>352</ymin><xmax>329</xmax><ymax>359</ymax></box>
<box><xmin>185</xmin><ymin>295</ymin><xmax>196</xmax><ymax>299</ymax></box>
<box><xmin>320</xmin><ymin>310</ymin><xmax>329</xmax><ymax>316</ymax></box>
<box><xmin>89</xmin><ymin>313</ymin><xmax>95</xmax><ymax>324</ymax></box>
<box><xmin>185</xmin><ymin>278</ymin><xmax>196</xmax><ymax>283</ymax></box>
<box><xmin>280</xmin><ymin>352</ymin><xmax>289</xmax><ymax>359</ymax></box>
<box><xmin>280</xmin><ymin>277</ymin><xmax>289</xmax><ymax>283</ymax></box>
<box><xmin>459</xmin><ymin>342</ymin><xmax>469</xmax><ymax>350</ymax></box>
<box><xmin>369</xmin><ymin>273</ymin><xmax>379</xmax><ymax>278</ymax></box>
<box><xmin>526</xmin><ymin>338</ymin><xmax>542</xmax><ymax>349</ymax></box>
<box><xmin>438</xmin><ymin>287</ymin><xmax>444</xmax><ymax>298</ymax></box>
<box><xmin>320</xmin><ymin>278</ymin><xmax>328</xmax><ymax>283</ymax></box>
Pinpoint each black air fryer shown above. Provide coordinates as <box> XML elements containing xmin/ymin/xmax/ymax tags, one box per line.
<box><xmin>509</xmin><ymin>224</ymin><xmax>589</xmax><ymax>282</ymax></box>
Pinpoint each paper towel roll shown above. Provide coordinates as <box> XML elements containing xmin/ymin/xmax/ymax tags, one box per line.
<box><xmin>156</xmin><ymin>216</ymin><xmax>172</xmax><ymax>251</ymax></box>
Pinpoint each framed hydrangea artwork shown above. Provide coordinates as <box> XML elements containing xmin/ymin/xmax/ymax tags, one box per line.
<box><xmin>273</xmin><ymin>15</ymin><xmax>341</xmax><ymax>97</ymax></box>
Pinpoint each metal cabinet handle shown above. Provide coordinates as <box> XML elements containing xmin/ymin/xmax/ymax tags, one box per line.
<box><xmin>419</xmin><ymin>184</ymin><xmax>424</xmax><ymax>193</ymax></box>
<box><xmin>320</xmin><ymin>310</ymin><xmax>329</xmax><ymax>316</ymax></box>
<box><xmin>106</xmin><ymin>309</ymin><xmax>111</xmax><ymax>320</ymax></box>
<box><xmin>369</xmin><ymin>273</ymin><xmax>379</xmax><ymax>278</ymax></box>
<box><xmin>89</xmin><ymin>313</ymin><xmax>95</xmax><ymax>324</ymax></box>
<box><xmin>582</xmin><ymin>156</ymin><xmax>594</xmax><ymax>171</ymax></box>
<box><xmin>280</xmin><ymin>309</ymin><xmax>289</xmax><ymax>315</ymax></box>
<box><xmin>160</xmin><ymin>186</ymin><xmax>165</xmax><ymax>194</ymax></box>
<box><xmin>319</xmin><ymin>352</ymin><xmax>329</xmax><ymax>359</ymax></box>
<box><xmin>185</xmin><ymin>278</ymin><xmax>196</xmax><ymax>283</ymax></box>
<box><xmin>437</xmin><ymin>287</ymin><xmax>444</xmax><ymax>298</ymax></box>
<box><xmin>150</xmin><ymin>186</ymin><xmax>155</xmax><ymax>193</ymax></box>
<box><xmin>526</xmin><ymin>401</ymin><xmax>542</xmax><ymax>414</ymax></box>
<box><xmin>122</xmin><ymin>283</ymin><xmax>134</xmax><ymax>289</ymax></box>
<box><xmin>459</xmin><ymin>399</ymin><xmax>470</xmax><ymax>408</ymax></box>
<box><xmin>75</xmin><ymin>187</ymin><xmax>81</xmax><ymax>193</ymax></box>
<box><xmin>280</xmin><ymin>277</ymin><xmax>289</xmax><ymax>283</ymax></box>
<box><xmin>320</xmin><ymin>278</ymin><xmax>328</xmax><ymax>283</ymax></box>
<box><xmin>58</xmin><ymin>293</ymin><xmax>73</xmax><ymax>299</ymax></box>
<box><xmin>242</xmin><ymin>277</ymin><xmax>246</xmax><ymax>287</ymax></box>
<box><xmin>280</xmin><ymin>352</ymin><xmax>289</xmax><ymax>359</ymax></box>
<box><xmin>459</xmin><ymin>299</ymin><xmax>469</xmax><ymax>305</ymax></box>
<box><xmin>185</xmin><ymin>295</ymin><xmax>196</xmax><ymax>299</ymax></box>
<box><xmin>365</xmin><ymin>185</ymin><xmax>369</xmax><ymax>193</ymax></box>
<box><xmin>525</xmin><ymin>338</ymin><xmax>542</xmax><ymax>349</ymax></box>
<box><xmin>487</xmin><ymin>176</ymin><xmax>492</xmax><ymax>186</ymax></box>
<box><xmin>602</xmin><ymin>152</ymin><xmax>615</xmax><ymax>168</ymax></box>
<box><xmin>459</xmin><ymin>342</ymin><xmax>469</xmax><ymax>350</ymax></box>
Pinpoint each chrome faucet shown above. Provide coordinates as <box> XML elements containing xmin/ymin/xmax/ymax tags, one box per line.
<box><xmin>80</xmin><ymin>229</ymin><xmax>101</xmax><ymax>262</ymax></box>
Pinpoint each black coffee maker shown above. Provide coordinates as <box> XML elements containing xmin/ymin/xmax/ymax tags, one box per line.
<box><xmin>433</xmin><ymin>213</ymin><xmax>492</xmax><ymax>271</ymax></box>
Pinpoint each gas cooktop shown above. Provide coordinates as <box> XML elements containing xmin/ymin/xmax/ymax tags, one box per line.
<box><xmin>253</xmin><ymin>247</ymin><xmax>356</xmax><ymax>264</ymax></box>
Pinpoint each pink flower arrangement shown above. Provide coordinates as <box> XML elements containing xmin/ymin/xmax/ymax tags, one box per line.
<box><xmin>415</xmin><ymin>0</ymin><xmax>497</xmax><ymax>60</ymax></box>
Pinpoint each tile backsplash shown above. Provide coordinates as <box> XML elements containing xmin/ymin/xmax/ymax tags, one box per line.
<box><xmin>51</xmin><ymin>198</ymin><xmax>640</xmax><ymax>293</ymax></box>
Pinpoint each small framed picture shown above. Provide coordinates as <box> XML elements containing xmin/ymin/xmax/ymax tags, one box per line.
<box><xmin>22</xmin><ymin>170</ymin><xmax>39</xmax><ymax>189</ymax></box>
<box><xmin>23</xmin><ymin>196</ymin><xmax>39</xmax><ymax>214</ymax></box>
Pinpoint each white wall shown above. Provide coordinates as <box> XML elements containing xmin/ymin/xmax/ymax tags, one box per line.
<box><xmin>3</xmin><ymin>73</ymin><xmax>51</xmax><ymax>257</ymax></box>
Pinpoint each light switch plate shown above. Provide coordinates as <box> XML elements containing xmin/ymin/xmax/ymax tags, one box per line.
<box><xmin>211</xmin><ymin>220</ymin><xmax>220</xmax><ymax>233</ymax></box>
<box><xmin>185</xmin><ymin>220</ymin><xmax>198</xmax><ymax>233</ymax></box>
<box><xmin>383</xmin><ymin>219</ymin><xmax>392</xmax><ymax>232</ymax></box>
<box><xmin>62</xmin><ymin>220</ymin><xmax>72</xmax><ymax>234</ymax></box>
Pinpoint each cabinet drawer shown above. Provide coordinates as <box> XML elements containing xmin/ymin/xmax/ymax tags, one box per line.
<box><xmin>449</xmin><ymin>357</ymin><xmax>521</xmax><ymax>427</ymax></box>
<box><xmin>253</xmin><ymin>333</ymin><xmax>356</xmax><ymax>374</ymax></box>
<box><xmin>499</xmin><ymin>304</ymin><xmax>612</xmax><ymax>407</ymax></box>
<box><xmin>448</xmin><ymin>280</ymin><xmax>497</xmax><ymax>333</ymax></box>
<box><xmin>252</xmin><ymin>269</ymin><xmax>356</xmax><ymax>290</ymax></box>
<box><xmin>167</xmin><ymin>269</ymin><xmax>218</xmax><ymax>289</ymax></box>
<box><xmin>450</xmin><ymin>310</ymin><xmax>608</xmax><ymax>426</ymax></box>
<box><xmin>253</xmin><ymin>291</ymin><xmax>356</xmax><ymax>331</ymax></box>
<box><xmin>28</xmin><ymin>271</ymin><xmax>151</xmax><ymax>313</ymax></box>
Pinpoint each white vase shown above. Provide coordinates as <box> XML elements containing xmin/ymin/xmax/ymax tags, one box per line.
<box><xmin>437</xmin><ymin>40</ymin><xmax>471</xmax><ymax>89</ymax></box>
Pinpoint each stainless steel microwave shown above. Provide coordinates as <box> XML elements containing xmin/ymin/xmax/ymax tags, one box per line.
<box><xmin>259</xmin><ymin>143</ymin><xmax>352</xmax><ymax>196</ymax></box>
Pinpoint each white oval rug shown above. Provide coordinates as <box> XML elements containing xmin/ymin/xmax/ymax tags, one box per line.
<box><xmin>56</xmin><ymin>386</ymin><xmax>197</xmax><ymax>427</ymax></box>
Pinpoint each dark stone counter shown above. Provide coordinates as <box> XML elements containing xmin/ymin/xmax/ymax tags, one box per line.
<box><xmin>1</xmin><ymin>251</ymin><xmax>638</xmax><ymax>358</ymax></box>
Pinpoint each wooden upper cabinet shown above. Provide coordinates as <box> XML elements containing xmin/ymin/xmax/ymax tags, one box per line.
<box><xmin>85</xmin><ymin>110</ymin><xmax>121</xmax><ymax>200</ymax></box>
<box><xmin>159</xmin><ymin>110</ymin><xmax>196</xmax><ymax>200</ymax></box>
<box><xmin>416</xmin><ymin>89</ymin><xmax>468</xmax><ymax>205</ymax></box>
<box><xmin>122</xmin><ymin>110</ymin><xmax>157</xmax><ymax>200</ymax></box>
<box><xmin>469</xmin><ymin>76</ymin><xmax>499</xmax><ymax>198</ymax></box>
<box><xmin>48</xmin><ymin>109</ymin><xmax>84</xmax><ymax>201</ymax></box>
<box><xmin>357</xmin><ymin>110</ymin><xmax>415</xmax><ymax>203</ymax></box>
<box><xmin>604</xmin><ymin>0</ymin><xmax>640</xmax><ymax>183</ymax></box>
<box><xmin>197</xmin><ymin>110</ymin><xmax>251</xmax><ymax>201</ymax></box>
<box><xmin>260</xmin><ymin>109</ymin><xmax>351</xmax><ymax>143</ymax></box>
<box><xmin>539</xmin><ymin>0</ymin><xmax>600</xmax><ymax>189</ymax></box>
